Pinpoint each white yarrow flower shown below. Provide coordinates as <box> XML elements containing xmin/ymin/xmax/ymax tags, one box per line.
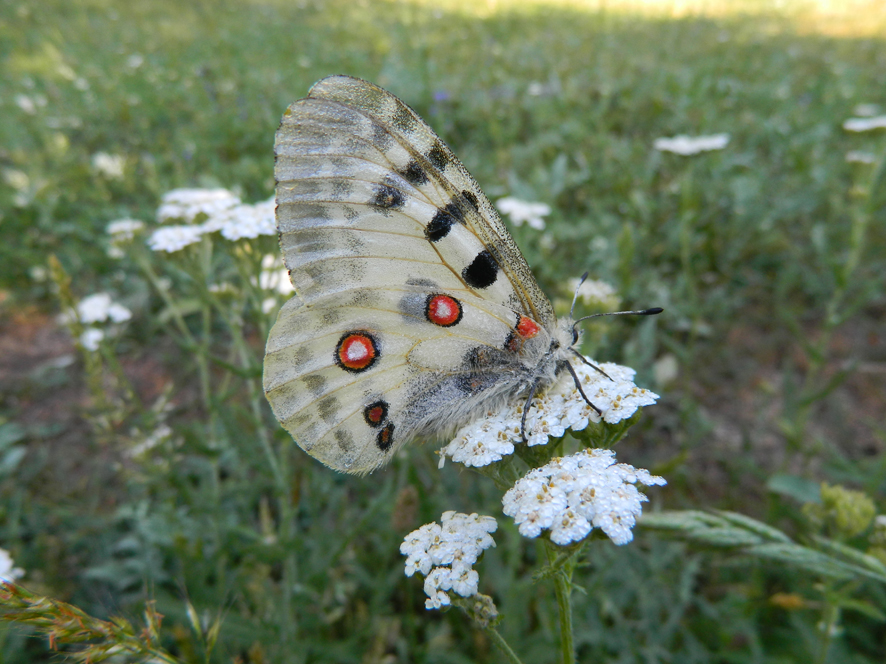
<box><xmin>156</xmin><ymin>188</ymin><xmax>241</xmax><ymax>224</ymax></box>
<box><xmin>843</xmin><ymin>116</ymin><xmax>886</xmax><ymax>132</ymax></box>
<box><xmin>496</xmin><ymin>197</ymin><xmax>551</xmax><ymax>230</ymax></box>
<box><xmin>218</xmin><ymin>197</ymin><xmax>276</xmax><ymax>240</ymax></box>
<box><xmin>440</xmin><ymin>359</ymin><xmax>658</xmax><ymax>468</ymax></box>
<box><xmin>147</xmin><ymin>225</ymin><xmax>204</xmax><ymax>252</ymax></box>
<box><xmin>91</xmin><ymin>152</ymin><xmax>126</xmax><ymax>179</ymax></box>
<box><xmin>400</xmin><ymin>511</ymin><xmax>497</xmax><ymax>610</ymax></box>
<box><xmin>502</xmin><ymin>449</ymin><xmax>665</xmax><ymax>546</ymax></box>
<box><xmin>653</xmin><ymin>134</ymin><xmax>729</xmax><ymax>155</ymax></box>
<box><xmin>72</xmin><ymin>293</ymin><xmax>132</xmax><ymax>324</ymax></box>
<box><xmin>80</xmin><ymin>327</ymin><xmax>104</xmax><ymax>351</ymax></box>
<box><xmin>0</xmin><ymin>548</ymin><xmax>24</xmax><ymax>583</ymax></box>
<box><xmin>258</xmin><ymin>254</ymin><xmax>295</xmax><ymax>295</ymax></box>
<box><xmin>106</xmin><ymin>218</ymin><xmax>144</xmax><ymax>242</ymax></box>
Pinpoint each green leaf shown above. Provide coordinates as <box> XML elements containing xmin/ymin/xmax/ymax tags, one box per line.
<box><xmin>714</xmin><ymin>510</ymin><xmax>793</xmax><ymax>543</ymax></box>
<box><xmin>834</xmin><ymin>598</ymin><xmax>886</xmax><ymax>621</ymax></box>
<box><xmin>812</xmin><ymin>536</ymin><xmax>886</xmax><ymax>579</ymax></box>
<box><xmin>0</xmin><ymin>423</ymin><xmax>26</xmax><ymax>449</ymax></box>
<box><xmin>767</xmin><ymin>473</ymin><xmax>822</xmax><ymax>504</ymax></box>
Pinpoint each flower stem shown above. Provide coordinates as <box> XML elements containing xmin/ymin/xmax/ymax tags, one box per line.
<box><xmin>486</xmin><ymin>625</ymin><xmax>526</xmax><ymax>664</ymax></box>
<box><xmin>546</xmin><ymin>542</ymin><xmax>576</xmax><ymax>664</ymax></box>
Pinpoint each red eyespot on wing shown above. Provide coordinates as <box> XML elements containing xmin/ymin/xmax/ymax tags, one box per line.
<box><xmin>335</xmin><ymin>332</ymin><xmax>379</xmax><ymax>372</ymax></box>
<box><xmin>376</xmin><ymin>422</ymin><xmax>395</xmax><ymax>451</ymax></box>
<box><xmin>516</xmin><ymin>316</ymin><xmax>540</xmax><ymax>339</ymax></box>
<box><xmin>425</xmin><ymin>294</ymin><xmax>463</xmax><ymax>327</ymax></box>
<box><xmin>363</xmin><ymin>400</ymin><xmax>388</xmax><ymax>427</ymax></box>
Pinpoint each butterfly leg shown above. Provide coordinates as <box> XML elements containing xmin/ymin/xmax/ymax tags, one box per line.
<box><xmin>569</xmin><ymin>348</ymin><xmax>613</xmax><ymax>381</ymax></box>
<box><xmin>520</xmin><ymin>378</ymin><xmax>544</xmax><ymax>444</ymax></box>
<box><xmin>559</xmin><ymin>360</ymin><xmax>603</xmax><ymax>416</ymax></box>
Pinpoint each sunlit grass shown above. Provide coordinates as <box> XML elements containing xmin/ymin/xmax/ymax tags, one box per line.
<box><xmin>402</xmin><ymin>0</ymin><xmax>886</xmax><ymax>35</ymax></box>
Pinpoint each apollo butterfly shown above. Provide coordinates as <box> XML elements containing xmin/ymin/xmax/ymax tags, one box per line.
<box><xmin>263</xmin><ymin>76</ymin><xmax>658</xmax><ymax>474</ymax></box>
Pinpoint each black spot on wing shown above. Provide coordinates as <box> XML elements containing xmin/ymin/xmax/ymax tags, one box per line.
<box><xmin>425</xmin><ymin>196</ymin><xmax>468</xmax><ymax>243</ymax></box>
<box><xmin>398</xmin><ymin>160</ymin><xmax>429</xmax><ymax>186</ymax></box>
<box><xmin>426</xmin><ymin>209</ymin><xmax>455</xmax><ymax>242</ymax></box>
<box><xmin>462</xmin><ymin>250</ymin><xmax>499</xmax><ymax>289</ymax></box>
<box><xmin>427</xmin><ymin>141</ymin><xmax>448</xmax><ymax>170</ymax></box>
<box><xmin>371</xmin><ymin>184</ymin><xmax>405</xmax><ymax>210</ymax></box>
<box><xmin>462</xmin><ymin>190</ymin><xmax>479</xmax><ymax>211</ymax></box>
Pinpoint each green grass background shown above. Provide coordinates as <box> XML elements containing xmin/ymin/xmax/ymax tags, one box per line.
<box><xmin>2</xmin><ymin>0</ymin><xmax>885</xmax><ymax>661</ymax></box>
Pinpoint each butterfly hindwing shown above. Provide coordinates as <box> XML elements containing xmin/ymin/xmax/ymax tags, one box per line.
<box><xmin>265</xmin><ymin>76</ymin><xmax>556</xmax><ymax>473</ymax></box>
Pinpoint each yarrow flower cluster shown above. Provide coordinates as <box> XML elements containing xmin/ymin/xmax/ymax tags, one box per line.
<box><xmin>91</xmin><ymin>152</ymin><xmax>125</xmax><ymax>179</ymax></box>
<box><xmin>61</xmin><ymin>293</ymin><xmax>133</xmax><ymax>351</ymax></box>
<box><xmin>496</xmin><ymin>197</ymin><xmax>551</xmax><ymax>230</ymax></box>
<box><xmin>502</xmin><ymin>449</ymin><xmax>666</xmax><ymax>546</ymax></box>
<box><xmin>147</xmin><ymin>225</ymin><xmax>205</xmax><ymax>253</ymax></box>
<box><xmin>106</xmin><ymin>218</ymin><xmax>145</xmax><ymax>258</ymax></box>
<box><xmin>400</xmin><ymin>511</ymin><xmax>497</xmax><ymax>610</ymax></box>
<box><xmin>147</xmin><ymin>188</ymin><xmax>276</xmax><ymax>252</ymax></box>
<box><xmin>842</xmin><ymin>116</ymin><xmax>886</xmax><ymax>132</ymax></box>
<box><xmin>653</xmin><ymin>133</ymin><xmax>729</xmax><ymax>155</ymax></box>
<box><xmin>440</xmin><ymin>360</ymin><xmax>658</xmax><ymax>468</ymax></box>
<box><xmin>157</xmin><ymin>188</ymin><xmax>241</xmax><ymax>224</ymax></box>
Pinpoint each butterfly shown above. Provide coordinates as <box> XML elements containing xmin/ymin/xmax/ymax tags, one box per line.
<box><xmin>263</xmin><ymin>75</ymin><xmax>658</xmax><ymax>474</ymax></box>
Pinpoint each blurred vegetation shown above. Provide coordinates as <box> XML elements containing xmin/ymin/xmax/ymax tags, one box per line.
<box><xmin>1</xmin><ymin>0</ymin><xmax>885</xmax><ymax>661</ymax></box>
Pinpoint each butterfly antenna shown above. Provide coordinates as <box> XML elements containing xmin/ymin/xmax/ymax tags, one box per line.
<box><xmin>569</xmin><ymin>271</ymin><xmax>589</xmax><ymax>320</ymax></box>
<box><xmin>571</xmin><ymin>307</ymin><xmax>663</xmax><ymax>337</ymax></box>
<box><xmin>559</xmin><ymin>361</ymin><xmax>602</xmax><ymax>416</ymax></box>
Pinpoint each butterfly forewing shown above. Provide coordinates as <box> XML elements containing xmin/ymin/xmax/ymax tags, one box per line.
<box><xmin>265</xmin><ymin>75</ymin><xmax>556</xmax><ymax>473</ymax></box>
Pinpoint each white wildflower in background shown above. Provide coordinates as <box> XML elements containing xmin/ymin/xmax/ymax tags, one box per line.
<box><xmin>652</xmin><ymin>353</ymin><xmax>679</xmax><ymax>387</ymax></box>
<box><xmin>845</xmin><ymin>151</ymin><xmax>877</xmax><ymax>164</ymax></box>
<box><xmin>106</xmin><ymin>218</ymin><xmax>145</xmax><ymax>258</ymax></box>
<box><xmin>653</xmin><ymin>133</ymin><xmax>730</xmax><ymax>155</ymax></box>
<box><xmin>15</xmin><ymin>94</ymin><xmax>46</xmax><ymax>114</ymax></box>
<box><xmin>218</xmin><ymin>197</ymin><xmax>276</xmax><ymax>240</ymax></box>
<box><xmin>3</xmin><ymin>169</ymin><xmax>29</xmax><ymax>191</ymax></box>
<box><xmin>147</xmin><ymin>225</ymin><xmax>204</xmax><ymax>252</ymax></box>
<box><xmin>0</xmin><ymin>548</ymin><xmax>24</xmax><ymax>583</ymax></box>
<box><xmin>842</xmin><ymin>116</ymin><xmax>886</xmax><ymax>132</ymax></box>
<box><xmin>157</xmin><ymin>188</ymin><xmax>241</xmax><ymax>224</ymax></box>
<box><xmin>79</xmin><ymin>328</ymin><xmax>104</xmax><ymax>352</ymax></box>
<box><xmin>568</xmin><ymin>277</ymin><xmax>620</xmax><ymax>309</ymax></box>
<box><xmin>502</xmin><ymin>449</ymin><xmax>666</xmax><ymax>546</ymax></box>
<box><xmin>258</xmin><ymin>254</ymin><xmax>294</xmax><ymax>295</ymax></box>
<box><xmin>128</xmin><ymin>424</ymin><xmax>173</xmax><ymax>458</ymax></box>
<box><xmin>440</xmin><ymin>359</ymin><xmax>658</xmax><ymax>468</ymax></box>
<box><xmin>61</xmin><ymin>293</ymin><xmax>132</xmax><ymax>352</ymax></box>
<box><xmin>73</xmin><ymin>293</ymin><xmax>132</xmax><ymax>325</ymax></box>
<box><xmin>496</xmin><ymin>197</ymin><xmax>551</xmax><ymax>230</ymax></box>
<box><xmin>400</xmin><ymin>511</ymin><xmax>497</xmax><ymax>610</ymax></box>
<box><xmin>106</xmin><ymin>219</ymin><xmax>144</xmax><ymax>242</ymax></box>
<box><xmin>91</xmin><ymin>152</ymin><xmax>126</xmax><ymax>179</ymax></box>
